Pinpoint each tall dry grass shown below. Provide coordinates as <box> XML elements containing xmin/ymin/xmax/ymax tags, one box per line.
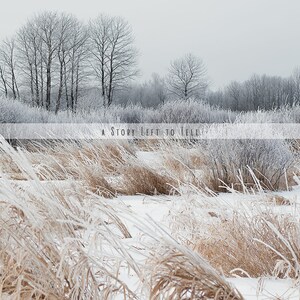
<box><xmin>169</xmin><ymin>191</ymin><xmax>300</xmax><ymax>280</ymax></box>
<box><xmin>4</xmin><ymin>138</ymin><xmax>297</xmax><ymax>197</ymax></box>
<box><xmin>194</xmin><ymin>204</ymin><xmax>300</xmax><ymax>279</ymax></box>
<box><xmin>2</xmin><ymin>136</ymin><xmax>300</xmax><ymax>298</ymax></box>
<box><xmin>14</xmin><ymin>140</ymin><xmax>179</xmax><ymax>197</ymax></box>
<box><xmin>0</xmin><ymin>139</ymin><xmax>140</xmax><ymax>299</ymax></box>
<box><xmin>137</xmin><ymin>219</ymin><xmax>244</xmax><ymax>300</ymax></box>
<box><xmin>0</xmin><ymin>138</ymin><xmax>252</xmax><ymax>299</ymax></box>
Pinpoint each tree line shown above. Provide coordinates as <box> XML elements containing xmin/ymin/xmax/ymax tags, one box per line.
<box><xmin>2</xmin><ymin>10</ymin><xmax>298</xmax><ymax>112</ymax></box>
<box><xmin>207</xmin><ymin>70</ymin><xmax>300</xmax><ymax>111</ymax></box>
<box><xmin>0</xmin><ymin>11</ymin><xmax>209</xmax><ymax>113</ymax></box>
<box><xmin>0</xmin><ymin>12</ymin><xmax>140</xmax><ymax>112</ymax></box>
<box><xmin>121</xmin><ymin>69</ymin><xmax>300</xmax><ymax>111</ymax></box>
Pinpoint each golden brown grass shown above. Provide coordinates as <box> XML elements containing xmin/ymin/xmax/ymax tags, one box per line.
<box><xmin>5</xmin><ymin>139</ymin><xmax>297</xmax><ymax>197</ymax></box>
<box><xmin>119</xmin><ymin>164</ymin><xmax>176</xmax><ymax>195</ymax></box>
<box><xmin>148</xmin><ymin>250</ymin><xmax>244</xmax><ymax>300</ymax></box>
<box><xmin>0</xmin><ymin>152</ymin><xmax>26</xmax><ymax>180</ymax></box>
<box><xmin>3</xmin><ymin>137</ymin><xmax>300</xmax><ymax>298</ymax></box>
<box><xmin>22</xmin><ymin>141</ymin><xmax>136</xmax><ymax>197</ymax></box>
<box><xmin>0</xmin><ymin>139</ymin><xmax>139</xmax><ymax>299</ymax></box>
<box><xmin>194</xmin><ymin>207</ymin><xmax>300</xmax><ymax>279</ymax></box>
<box><xmin>140</xmin><ymin>219</ymin><xmax>244</xmax><ymax>300</ymax></box>
<box><xmin>265</xmin><ymin>194</ymin><xmax>292</xmax><ymax>206</ymax></box>
<box><xmin>2</xmin><ymin>140</ymin><xmax>180</xmax><ymax>197</ymax></box>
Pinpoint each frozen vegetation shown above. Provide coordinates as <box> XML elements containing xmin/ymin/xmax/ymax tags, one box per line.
<box><xmin>0</xmin><ymin>136</ymin><xmax>300</xmax><ymax>299</ymax></box>
<box><xmin>0</xmin><ymin>6</ymin><xmax>300</xmax><ymax>300</ymax></box>
<box><xmin>2</xmin><ymin>96</ymin><xmax>300</xmax><ymax>124</ymax></box>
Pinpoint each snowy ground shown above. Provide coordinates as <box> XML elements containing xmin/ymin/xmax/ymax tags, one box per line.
<box><xmin>113</xmin><ymin>189</ymin><xmax>300</xmax><ymax>299</ymax></box>
<box><xmin>1</xmin><ymin>144</ymin><xmax>300</xmax><ymax>299</ymax></box>
<box><xmin>2</xmin><ymin>172</ymin><xmax>300</xmax><ymax>298</ymax></box>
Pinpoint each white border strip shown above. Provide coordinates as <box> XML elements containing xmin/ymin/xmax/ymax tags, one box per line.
<box><xmin>0</xmin><ymin>123</ymin><xmax>299</xmax><ymax>139</ymax></box>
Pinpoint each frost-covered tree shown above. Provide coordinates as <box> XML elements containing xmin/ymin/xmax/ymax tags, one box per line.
<box><xmin>0</xmin><ymin>38</ymin><xmax>20</xmax><ymax>99</ymax></box>
<box><xmin>167</xmin><ymin>53</ymin><xmax>208</xmax><ymax>100</ymax></box>
<box><xmin>18</xmin><ymin>19</ymin><xmax>43</xmax><ymax>106</ymax></box>
<box><xmin>150</xmin><ymin>73</ymin><xmax>167</xmax><ymax>105</ymax></box>
<box><xmin>17</xmin><ymin>12</ymin><xmax>88</xmax><ymax>112</ymax></box>
<box><xmin>56</xmin><ymin>15</ymin><xmax>88</xmax><ymax>113</ymax></box>
<box><xmin>89</xmin><ymin>15</ymin><xmax>138</xmax><ymax>107</ymax></box>
<box><xmin>0</xmin><ymin>62</ymin><xmax>8</xmax><ymax>98</ymax></box>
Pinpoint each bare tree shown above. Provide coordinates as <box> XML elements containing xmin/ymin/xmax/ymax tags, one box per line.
<box><xmin>291</xmin><ymin>67</ymin><xmax>300</xmax><ymax>104</ymax></box>
<box><xmin>151</xmin><ymin>73</ymin><xmax>167</xmax><ymax>105</ymax></box>
<box><xmin>66</xmin><ymin>20</ymin><xmax>88</xmax><ymax>113</ymax></box>
<box><xmin>0</xmin><ymin>38</ymin><xmax>20</xmax><ymax>99</ymax></box>
<box><xmin>90</xmin><ymin>15</ymin><xmax>138</xmax><ymax>107</ymax></box>
<box><xmin>35</xmin><ymin>12</ymin><xmax>60</xmax><ymax>110</ymax></box>
<box><xmin>0</xmin><ymin>65</ymin><xmax>8</xmax><ymax>97</ymax></box>
<box><xmin>167</xmin><ymin>53</ymin><xmax>208</xmax><ymax>100</ymax></box>
<box><xmin>227</xmin><ymin>81</ymin><xmax>241</xmax><ymax>111</ymax></box>
<box><xmin>17</xmin><ymin>12</ymin><xmax>89</xmax><ymax>112</ymax></box>
<box><xmin>89</xmin><ymin>15</ymin><xmax>111</xmax><ymax>105</ymax></box>
<box><xmin>55</xmin><ymin>14</ymin><xmax>76</xmax><ymax>113</ymax></box>
<box><xmin>208</xmin><ymin>73</ymin><xmax>298</xmax><ymax>111</ymax></box>
<box><xmin>18</xmin><ymin>20</ymin><xmax>43</xmax><ymax>106</ymax></box>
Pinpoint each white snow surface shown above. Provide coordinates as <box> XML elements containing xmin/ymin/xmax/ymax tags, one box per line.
<box><xmin>113</xmin><ymin>188</ymin><xmax>300</xmax><ymax>299</ymax></box>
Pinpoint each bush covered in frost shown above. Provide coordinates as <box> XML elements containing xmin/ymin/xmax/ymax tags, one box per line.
<box><xmin>202</xmin><ymin>139</ymin><xmax>294</xmax><ymax>191</ymax></box>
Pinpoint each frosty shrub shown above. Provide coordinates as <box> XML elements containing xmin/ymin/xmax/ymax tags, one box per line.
<box><xmin>3</xmin><ymin>96</ymin><xmax>300</xmax><ymax>125</ymax></box>
<box><xmin>202</xmin><ymin>139</ymin><xmax>294</xmax><ymax>191</ymax></box>
<box><xmin>149</xmin><ymin>99</ymin><xmax>235</xmax><ymax>123</ymax></box>
<box><xmin>119</xmin><ymin>105</ymin><xmax>144</xmax><ymax>123</ymax></box>
<box><xmin>0</xmin><ymin>97</ymin><xmax>235</xmax><ymax>124</ymax></box>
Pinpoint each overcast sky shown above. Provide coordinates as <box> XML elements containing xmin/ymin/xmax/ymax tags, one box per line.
<box><xmin>1</xmin><ymin>0</ymin><xmax>300</xmax><ymax>89</ymax></box>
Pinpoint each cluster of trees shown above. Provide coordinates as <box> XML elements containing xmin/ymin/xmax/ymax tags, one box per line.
<box><xmin>116</xmin><ymin>54</ymin><xmax>209</xmax><ymax>108</ymax></box>
<box><xmin>0</xmin><ymin>12</ymin><xmax>140</xmax><ymax>112</ymax></box>
<box><xmin>208</xmin><ymin>69</ymin><xmax>300</xmax><ymax>111</ymax></box>
<box><xmin>5</xmin><ymin>10</ymin><xmax>298</xmax><ymax>113</ymax></box>
<box><xmin>0</xmin><ymin>11</ymin><xmax>209</xmax><ymax>112</ymax></box>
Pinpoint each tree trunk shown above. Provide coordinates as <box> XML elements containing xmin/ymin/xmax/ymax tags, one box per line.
<box><xmin>63</xmin><ymin>61</ymin><xmax>69</xmax><ymax>110</ymax></box>
<box><xmin>0</xmin><ymin>67</ymin><xmax>8</xmax><ymax>97</ymax></box>
<box><xmin>11</xmin><ymin>74</ymin><xmax>16</xmax><ymax>99</ymax></box>
<box><xmin>34</xmin><ymin>58</ymin><xmax>39</xmax><ymax>107</ymax></box>
<box><xmin>74</xmin><ymin>63</ymin><xmax>80</xmax><ymax>113</ymax></box>
<box><xmin>101</xmin><ymin>49</ymin><xmax>106</xmax><ymax>107</ymax></box>
<box><xmin>70</xmin><ymin>61</ymin><xmax>75</xmax><ymax>112</ymax></box>
<box><xmin>40</xmin><ymin>61</ymin><xmax>44</xmax><ymax>107</ymax></box>
<box><xmin>107</xmin><ymin>58</ymin><xmax>113</xmax><ymax>107</ymax></box>
<box><xmin>28</xmin><ymin>64</ymin><xmax>35</xmax><ymax>104</ymax></box>
<box><xmin>55</xmin><ymin>62</ymin><xmax>64</xmax><ymax>114</ymax></box>
<box><xmin>46</xmin><ymin>61</ymin><xmax>51</xmax><ymax>110</ymax></box>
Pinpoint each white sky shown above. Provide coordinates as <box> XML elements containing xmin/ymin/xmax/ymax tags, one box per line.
<box><xmin>1</xmin><ymin>0</ymin><xmax>300</xmax><ymax>89</ymax></box>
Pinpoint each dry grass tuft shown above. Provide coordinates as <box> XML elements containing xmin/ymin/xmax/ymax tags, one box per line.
<box><xmin>119</xmin><ymin>164</ymin><xmax>176</xmax><ymax>195</ymax></box>
<box><xmin>22</xmin><ymin>141</ymin><xmax>135</xmax><ymax>197</ymax></box>
<box><xmin>0</xmin><ymin>152</ymin><xmax>26</xmax><ymax>180</ymax></box>
<box><xmin>150</xmin><ymin>252</ymin><xmax>243</xmax><ymax>300</ymax></box>
<box><xmin>140</xmin><ymin>219</ymin><xmax>244</xmax><ymax>300</ymax></box>
<box><xmin>74</xmin><ymin>163</ymin><xmax>116</xmax><ymax>198</ymax></box>
<box><xmin>134</xmin><ymin>139</ymin><xmax>160</xmax><ymax>151</ymax></box>
<box><xmin>265</xmin><ymin>195</ymin><xmax>292</xmax><ymax>206</ymax></box>
<box><xmin>0</xmin><ymin>139</ymin><xmax>139</xmax><ymax>299</ymax></box>
<box><xmin>149</xmin><ymin>250</ymin><xmax>244</xmax><ymax>300</ymax></box>
<box><xmin>194</xmin><ymin>207</ymin><xmax>300</xmax><ymax>279</ymax></box>
<box><xmin>75</xmin><ymin>141</ymin><xmax>135</xmax><ymax>174</ymax></box>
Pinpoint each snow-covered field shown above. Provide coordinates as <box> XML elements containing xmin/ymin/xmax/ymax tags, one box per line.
<box><xmin>1</xmin><ymin>138</ymin><xmax>300</xmax><ymax>299</ymax></box>
<box><xmin>117</xmin><ymin>192</ymin><xmax>300</xmax><ymax>299</ymax></box>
